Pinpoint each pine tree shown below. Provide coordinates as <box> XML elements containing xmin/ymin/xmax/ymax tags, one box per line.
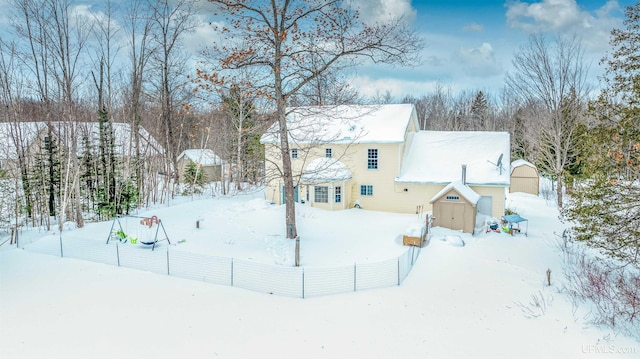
<box><xmin>183</xmin><ymin>161</ymin><xmax>206</xmax><ymax>194</ymax></box>
<box><xmin>470</xmin><ymin>91</ymin><xmax>489</xmax><ymax>130</ymax></box>
<box><xmin>563</xmin><ymin>4</ymin><xmax>640</xmax><ymax>266</ymax></box>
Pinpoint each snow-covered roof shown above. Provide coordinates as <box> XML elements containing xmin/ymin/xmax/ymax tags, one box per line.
<box><xmin>510</xmin><ymin>159</ymin><xmax>537</xmax><ymax>174</ymax></box>
<box><xmin>260</xmin><ymin>104</ymin><xmax>417</xmax><ymax>145</ymax></box>
<box><xmin>177</xmin><ymin>149</ymin><xmax>222</xmax><ymax>166</ymax></box>
<box><xmin>430</xmin><ymin>180</ymin><xmax>481</xmax><ymax>205</ymax></box>
<box><xmin>397</xmin><ymin>131</ymin><xmax>510</xmax><ymax>186</ymax></box>
<box><xmin>301</xmin><ymin>157</ymin><xmax>352</xmax><ymax>182</ymax></box>
<box><xmin>0</xmin><ymin>122</ymin><xmax>46</xmax><ymax>159</ymax></box>
<box><xmin>0</xmin><ymin>121</ymin><xmax>163</xmax><ymax>158</ymax></box>
<box><xmin>61</xmin><ymin>122</ymin><xmax>163</xmax><ymax>156</ymax></box>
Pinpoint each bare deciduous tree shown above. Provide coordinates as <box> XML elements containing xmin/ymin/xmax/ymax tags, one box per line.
<box><xmin>148</xmin><ymin>0</ymin><xmax>197</xmax><ymax>199</ymax></box>
<box><xmin>506</xmin><ymin>34</ymin><xmax>590</xmax><ymax>207</ymax></box>
<box><xmin>207</xmin><ymin>0</ymin><xmax>423</xmax><ymax>265</ymax></box>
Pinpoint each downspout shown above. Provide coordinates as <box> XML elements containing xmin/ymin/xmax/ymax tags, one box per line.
<box><xmin>330</xmin><ymin>181</ymin><xmax>334</xmax><ymax>211</ymax></box>
<box><xmin>343</xmin><ymin>180</ymin><xmax>347</xmax><ymax>210</ymax></box>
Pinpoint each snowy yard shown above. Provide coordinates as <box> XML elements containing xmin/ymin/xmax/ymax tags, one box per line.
<box><xmin>1</xmin><ymin>190</ymin><xmax>638</xmax><ymax>358</ymax></box>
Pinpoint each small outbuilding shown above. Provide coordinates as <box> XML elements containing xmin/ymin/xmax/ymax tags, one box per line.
<box><xmin>430</xmin><ymin>180</ymin><xmax>480</xmax><ymax>234</ymax></box>
<box><xmin>176</xmin><ymin>149</ymin><xmax>222</xmax><ymax>183</ymax></box>
<box><xmin>510</xmin><ymin>159</ymin><xmax>539</xmax><ymax>196</ymax></box>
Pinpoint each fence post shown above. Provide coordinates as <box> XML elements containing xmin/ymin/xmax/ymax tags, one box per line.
<box><xmin>411</xmin><ymin>246</ymin><xmax>415</xmax><ymax>266</ymax></box>
<box><xmin>59</xmin><ymin>233</ymin><xmax>63</xmax><ymax>258</ymax></box>
<box><xmin>353</xmin><ymin>263</ymin><xmax>357</xmax><ymax>291</ymax></box>
<box><xmin>116</xmin><ymin>243</ymin><xmax>120</xmax><ymax>266</ymax></box>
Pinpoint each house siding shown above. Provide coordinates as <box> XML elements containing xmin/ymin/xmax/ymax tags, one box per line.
<box><xmin>265</xmin><ymin>142</ymin><xmax>508</xmax><ymax>219</ymax></box>
<box><xmin>431</xmin><ymin>188</ymin><xmax>477</xmax><ymax>233</ymax></box>
<box><xmin>177</xmin><ymin>158</ymin><xmax>221</xmax><ymax>183</ymax></box>
<box><xmin>261</xmin><ymin>105</ymin><xmax>509</xmax><ymax>228</ymax></box>
<box><xmin>510</xmin><ymin>166</ymin><xmax>539</xmax><ymax>195</ymax></box>
<box><xmin>469</xmin><ymin>186</ymin><xmax>507</xmax><ymax>218</ymax></box>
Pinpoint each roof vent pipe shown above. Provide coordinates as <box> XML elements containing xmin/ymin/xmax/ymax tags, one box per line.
<box><xmin>462</xmin><ymin>164</ymin><xmax>467</xmax><ymax>186</ymax></box>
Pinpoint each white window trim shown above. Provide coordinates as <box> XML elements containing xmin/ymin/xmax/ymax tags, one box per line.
<box><xmin>314</xmin><ymin>185</ymin><xmax>329</xmax><ymax>203</ymax></box>
<box><xmin>367</xmin><ymin>148</ymin><xmax>379</xmax><ymax>170</ymax></box>
<box><xmin>360</xmin><ymin>184</ymin><xmax>374</xmax><ymax>196</ymax></box>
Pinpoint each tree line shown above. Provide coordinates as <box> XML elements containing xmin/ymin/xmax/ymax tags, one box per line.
<box><xmin>0</xmin><ymin>0</ymin><xmax>637</xmax><ymax>271</ymax></box>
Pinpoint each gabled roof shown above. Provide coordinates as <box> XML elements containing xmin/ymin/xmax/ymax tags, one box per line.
<box><xmin>510</xmin><ymin>159</ymin><xmax>537</xmax><ymax>174</ymax></box>
<box><xmin>0</xmin><ymin>121</ymin><xmax>163</xmax><ymax>158</ymax></box>
<box><xmin>73</xmin><ymin>122</ymin><xmax>163</xmax><ymax>156</ymax></box>
<box><xmin>397</xmin><ymin>131</ymin><xmax>510</xmax><ymax>186</ymax></box>
<box><xmin>0</xmin><ymin>122</ymin><xmax>46</xmax><ymax>159</ymax></box>
<box><xmin>430</xmin><ymin>180</ymin><xmax>481</xmax><ymax>205</ymax></box>
<box><xmin>260</xmin><ymin>104</ymin><xmax>417</xmax><ymax>145</ymax></box>
<box><xmin>301</xmin><ymin>157</ymin><xmax>352</xmax><ymax>183</ymax></box>
<box><xmin>177</xmin><ymin>149</ymin><xmax>222</xmax><ymax>166</ymax></box>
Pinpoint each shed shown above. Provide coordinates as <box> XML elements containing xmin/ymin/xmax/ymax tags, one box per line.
<box><xmin>176</xmin><ymin>149</ymin><xmax>222</xmax><ymax>183</ymax></box>
<box><xmin>430</xmin><ymin>180</ymin><xmax>480</xmax><ymax>234</ymax></box>
<box><xmin>510</xmin><ymin>160</ymin><xmax>539</xmax><ymax>196</ymax></box>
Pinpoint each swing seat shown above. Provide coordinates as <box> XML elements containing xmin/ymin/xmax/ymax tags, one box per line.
<box><xmin>140</xmin><ymin>240</ymin><xmax>155</xmax><ymax>246</ymax></box>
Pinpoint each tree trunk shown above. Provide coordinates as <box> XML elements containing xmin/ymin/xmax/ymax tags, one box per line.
<box><xmin>556</xmin><ymin>173</ymin><xmax>563</xmax><ymax>208</ymax></box>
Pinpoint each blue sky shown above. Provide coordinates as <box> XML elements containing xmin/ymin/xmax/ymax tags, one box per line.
<box><xmin>350</xmin><ymin>0</ymin><xmax>635</xmax><ymax>99</ymax></box>
<box><xmin>0</xmin><ymin>0</ymin><xmax>634</xmax><ymax>101</ymax></box>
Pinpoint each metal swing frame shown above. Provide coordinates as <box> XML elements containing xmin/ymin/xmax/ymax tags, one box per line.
<box><xmin>106</xmin><ymin>215</ymin><xmax>171</xmax><ymax>250</ymax></box>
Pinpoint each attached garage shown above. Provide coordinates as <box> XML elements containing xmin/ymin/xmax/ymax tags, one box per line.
<box><xmin>430</xmin><ymin>181</ymin><xmax>480</xmax><ymax>234</ymax></box>
<box><xmin>510</xmin><ymin>160</ymin><xmax>539</xmax><ymax>196</ymax></box>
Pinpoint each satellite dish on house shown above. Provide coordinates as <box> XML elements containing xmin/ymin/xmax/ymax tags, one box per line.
<box><xmin>487</xmin><ymin>153</ymin><xmax>506</xmax><ymax>175</ymax></box>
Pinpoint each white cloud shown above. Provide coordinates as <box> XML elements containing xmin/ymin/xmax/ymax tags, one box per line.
<box><xmin>182</xmin><ymin>17</ymin><xmax>225</xmax><ymax>55</ymax></box>
<box><xmin>463</xmin><ymin>22</ymin><xmax>484</xmax><ymax>32</ymax></box>
<box><xmin>349</xmin><ymin>0</ymin><xmax>417</xmax><ymax>24</ymax></box>
<box><xmin>347</xmin><ymin>75</ymin><xmax>441</xmax><ymax>99</ymax></box>
<box><xmin>505</xmin><ymin>0</ymin><xmax>624</xmax><ymax>52</ymax></box>
<box><xmin>455</xmin><ymin>42</ymin><xmax>503</xmax><ymax>77</ymax></box>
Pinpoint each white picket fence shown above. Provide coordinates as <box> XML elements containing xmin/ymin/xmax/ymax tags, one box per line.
<box><xmin>21</xmin><ymin>236</ymin><xmax>421</xmax><ymax>298</ymax></box>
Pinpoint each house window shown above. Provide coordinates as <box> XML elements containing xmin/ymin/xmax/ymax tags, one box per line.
<box><xmin>314</xmin><ymin>186</ymin><xmax>328</xmax><ymax>203</ymax></box>
<box><xmin>325</xmin><ymin>148</ymin><xmax>332</xmax><ymax>158</ymax></box>
<box><xmin>367</xmin><ymin>148</ymin><xmax>378</xmax><ymax>169</ymax></box>
<box><xmin>360</xmin><ymin>185</ymin><xmax>373</xmax><ymax>196</ymax></box>
<box><xmin>446</xmin><ymin>195</ymin><xmax>460</xmax><ymax>200</ymax></box>
<box><xmin>291</xmin><ymin>148</ymin><xmax>298</xmax><ymax>159</ymax></box>
<box><xmin>335</xmin><ymin>186</ymin><xmax>342</xmax><ymax>203</ymax></box>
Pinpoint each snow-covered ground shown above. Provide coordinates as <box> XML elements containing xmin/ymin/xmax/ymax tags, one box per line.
<box><xmin>1</xmin><ymin>190</ymin><xmax>638</xmax><ymax>358</ymax></box>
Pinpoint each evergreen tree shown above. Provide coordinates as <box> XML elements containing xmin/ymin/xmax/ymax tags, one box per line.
<box><xmin>470</xmin><ymin>91</ymin><xmax>489</xmax><ymax>130</ymax></box>
<box><xmin>563</xmin><ymin>4</ymin><xmax>640</xmax><ymax>266</ymax></box>
<box><xmin>79</xmin><ymin>134</ymin><xmax>97</xmax><ymax>212</ymax></box>
<box><xmin>221</xmin><ymin>84</ymin><xmax>257</xmax><ymax>189</ymax></box>
<box><xmin>183</xmin><ymin>161</ymin><xmax>206</xmax><ymax>194</ymax></box>
<box><xmin>43</xmin><ymin>131</ymin><xmax>60</xmax><ymax>217</ymax></box>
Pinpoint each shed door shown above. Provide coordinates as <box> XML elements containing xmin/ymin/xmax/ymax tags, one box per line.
<box><xmin>440</xmin><ymin>203</ymin><xmax>466</xmax><ymax>231</ymax></box>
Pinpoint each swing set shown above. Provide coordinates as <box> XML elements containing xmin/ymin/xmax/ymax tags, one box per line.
<box><xmin>106</xmin><ymin>215</ymin><xmax>171</xmax><ymax>250</ymax></box>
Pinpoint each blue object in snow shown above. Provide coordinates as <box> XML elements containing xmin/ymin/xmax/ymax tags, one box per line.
<box><xmin>502</xmin><ymin>214</ymin><xmax>527</xmax><ymax>223</ymax></box>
